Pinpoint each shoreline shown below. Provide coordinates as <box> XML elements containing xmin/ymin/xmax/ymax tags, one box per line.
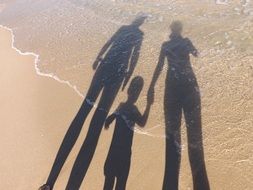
<box><xmin>0</xmin><ymin>24</ymin><xmax>167</xmax><ymax>139</ymax></box>
<box><xmin>0</xmin><ymin>26</ymin><xmax>84</xmax><ymax>189</ymax></box>
<box><xmin>0</xmin><ymin>24</ymin><xmax>84</xmax><ymax>98</ymax></box>
<box><xmin>0</xmin><ymin>27</ymin><xmax>166</xmax><ymax>190</ymax></box>
<box><xmin>1</xmin><ymin>10</ymin><xmax>253</xmax><ymax>190</ymax></box>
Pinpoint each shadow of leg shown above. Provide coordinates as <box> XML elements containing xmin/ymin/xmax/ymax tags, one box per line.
<box><xmin>163</xmin><ymin>91</ymin><xmax>182</xmax><ymax>190</ymax></box>
<box><xmin>163</xmin><ymin>134</ymin><xmax>181</xmax><ymax>190</ymax></box>
<box><xmin>115</xmin><ymin>160</ymin><xmax>130</xmax><ymax>190</ymax></box>
<box><xmin>103</xmin><ymin>176</ymin><xmax>115</xmax><ymax>190</ymax></box>
<box><xmin>115</xmin><ymin>177</ymin><xmax>127</xmax><ymax>190</ymax></box>
<box><xmin>65</xmin><ymin>109</ymin><xmax>107</xmax><ymax>190</ymax></box>
<box><xmin>46</xmin><ymin>101</ymin><xmax>92</xmax><ymax>187</ymax></box>
<box><xmin>115</xmin><ymin>174</ymin><xmax>128</xmax><ymax>190</ymax></box>
<box><xmin>46</xmin><ymin>77</ymin><xmax>103</xmax><ymax>188</ymax></box>
<box><xmin>65</xmin><ymin>83</ymin><xmax>121</xmax><ymax>190</ymax></box>
<box><xmin>184</xmin><ymin>92</ymin><xmax>210</xmax><ymax>190</ymax></box>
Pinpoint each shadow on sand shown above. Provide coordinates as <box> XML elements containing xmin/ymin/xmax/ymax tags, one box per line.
<box><xmin>149</xmin><ymin>21</ymin><xmax>210</xmax><ymax>190</ymax></box>
<box><xmin>41</xmin><ymin>16</ymin><xmax>146</xmax><ymax>190</ymax></box>
<box><xmin>103</xmin><ymin>76</ymin><xmax>152</xmax><ymax>190</ymax></box>
<box><xmin>39</xmin><ymin>19</ymin><xmax>210</xmax><ymax>190</ymax></box>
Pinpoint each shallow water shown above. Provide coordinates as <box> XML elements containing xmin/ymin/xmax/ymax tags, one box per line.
<box><xmin>0</xmin><ymin>0</ymin><xmax>253</xmax><ymax>189</ymax></box>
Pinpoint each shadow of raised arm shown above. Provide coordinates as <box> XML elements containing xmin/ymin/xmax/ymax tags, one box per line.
<box><xmin>122</xmin><ymin>37</ymin><xmax>143</xmax><ymax>91</ymax></box>
<box><xmin>92</xmin><ymin>30</ymin><xmax>120</xmax><ymax>70</ymax></box>
<box><xmin>136</xmin><ymin>101</ymin><xmax>152</xmax><ymax>127</ymax></box>
<box><xmin>148</xmin><ymin>43</ymin><xmax>166</xmax><ymax>99</ymax></box>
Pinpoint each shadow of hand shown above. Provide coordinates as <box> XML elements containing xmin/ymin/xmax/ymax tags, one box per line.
<box><xmin>122</xmin><ymin>72</ymin><xmax>131</xmax><ymax>91</ymax></box>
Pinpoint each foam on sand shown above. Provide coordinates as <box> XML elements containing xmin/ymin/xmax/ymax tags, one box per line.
<box><xmin>0</xmin><ymin>24</ymin><xmax>84</xmax><ymax>98</ymax></box>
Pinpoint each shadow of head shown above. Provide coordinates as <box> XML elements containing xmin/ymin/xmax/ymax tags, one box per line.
<box><xmin>127</xmin><ymin>76</ymin><xmax>144</xmax><ymax>103</ymax></box>
<box><xmin>170</xmin><ymin>20</ymin><xmax>183</xmax><ymax>36</ymax></box>
<box><xmin>131</xmin><ymin>15</ymin><xmax>147</xmax><ymax>27</ymax></box>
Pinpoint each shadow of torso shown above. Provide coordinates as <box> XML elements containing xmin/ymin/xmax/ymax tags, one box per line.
<box><xmin>163</xmin><ymin>36</ymin><xmax>199</xmax><ymax>100</ymax></box>
<box><xmin>104</xmin><ymin>103</ymin><xmax>141</xmax><ymax>177</ymax></box>
<box><xmin>96</xmin><ymin>25</ymin><xmax>143</xmax><ymax>85</ymax></box>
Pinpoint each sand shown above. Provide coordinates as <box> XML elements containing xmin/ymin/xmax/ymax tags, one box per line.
<box><xmin>0</xmin><ymin>18</ymin><xmax>253</xmax><ymax>189</ymax></box>
<box><xmin>0</xmin><ymin>26</ymin><xmax>165</xmax><ymax>190</ymax></box>
<box><xmin>0</xmin><ymin>27</ymin><xmax>82</xmax><ymax>189</ymax></box>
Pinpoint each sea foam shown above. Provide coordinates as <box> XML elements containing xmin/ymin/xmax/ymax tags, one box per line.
<box><xmin>0</xmin><ymin>24</ymin><xmax>163</xmax><ymax>137</ymax></box>
<box><xmin>0</xmin><ymin>24</ymin><xmax>84</xmax><ymax>98</ymax></box>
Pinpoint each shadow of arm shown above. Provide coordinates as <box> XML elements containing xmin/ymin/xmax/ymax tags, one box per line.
<box><xmin>136</xmin><ymin>102</ymin><xmax>152</xmax><ymax>127</ymax></box>
<box><xmin>186</xmin><ymin>38</ymin><xmax>198</xmax><ymax>57</ymax></box>
<box><xmin>104</xmin><ymin>113</ymin><xmax>116</xmax><ymax>130</ymax></box>
<box><xmin>148</xmin><ymin>43</ymin><xmax>166</xmax><ymax>96</ymax></box>
<box><xmin>93</xmin><ymin>29</ymin><xmax>120</xmax><ymax>70</ymax></box>
<box><xmin>122</xmin><ymin>37</ymin><xmax>143</xmax><ymax>90</ymax></box>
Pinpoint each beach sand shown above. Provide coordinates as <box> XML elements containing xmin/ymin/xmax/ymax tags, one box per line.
<box><xmin>0</xmin><ymin>19</ymin><xmax>253</xmax><ymax>189</ymax></box>
<box><xmin>0</xmin><ymin>27</ymin><xmax>82</xmax><ymax>189</ymax></box>
<box><xmin>0</xmin><ymin>26</ymin><xmax>165</xmax><ymax>190</ymax></box>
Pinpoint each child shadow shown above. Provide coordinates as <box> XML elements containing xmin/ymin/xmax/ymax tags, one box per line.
<box><xmin>103</xmin><ymin>76</ymin><xmax>153</xmax><ymax>190</ymax></box>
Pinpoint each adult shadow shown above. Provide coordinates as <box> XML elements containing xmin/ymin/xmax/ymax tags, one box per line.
<box><xmin>103</xmin><ymin>76</ymin><xmax>152</xmax><ymax>190</ymax></box>
<box><xmin>148</xmin><ymin>21</ymin><xmax>210</xmax><ymax>190</ymax></box>
<box><xmin>42</xmin><ymin>16</ymin><xmax>147</xmax><ymax>190</ymax></box>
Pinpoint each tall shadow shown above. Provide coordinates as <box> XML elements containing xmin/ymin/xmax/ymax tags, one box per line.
<box><xmin>103</xmin><ymin>76</ymin><xmax>152</xmax><ymax>190</ymax></box>
<box><xmin>148</xmin><ymin>21</ymin><xmax>210</xmax><ymax>190</ymax></box>
<box><xmin>40</xmin><ymin>16</ymin><xmax>146</xmax><ymax>190</ymax></box>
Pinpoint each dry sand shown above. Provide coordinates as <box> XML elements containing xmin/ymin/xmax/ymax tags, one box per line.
<box><xmin>0</xmin><ymin>27</ymin><xmax>82</xmax><ymax>189</ymax></box>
